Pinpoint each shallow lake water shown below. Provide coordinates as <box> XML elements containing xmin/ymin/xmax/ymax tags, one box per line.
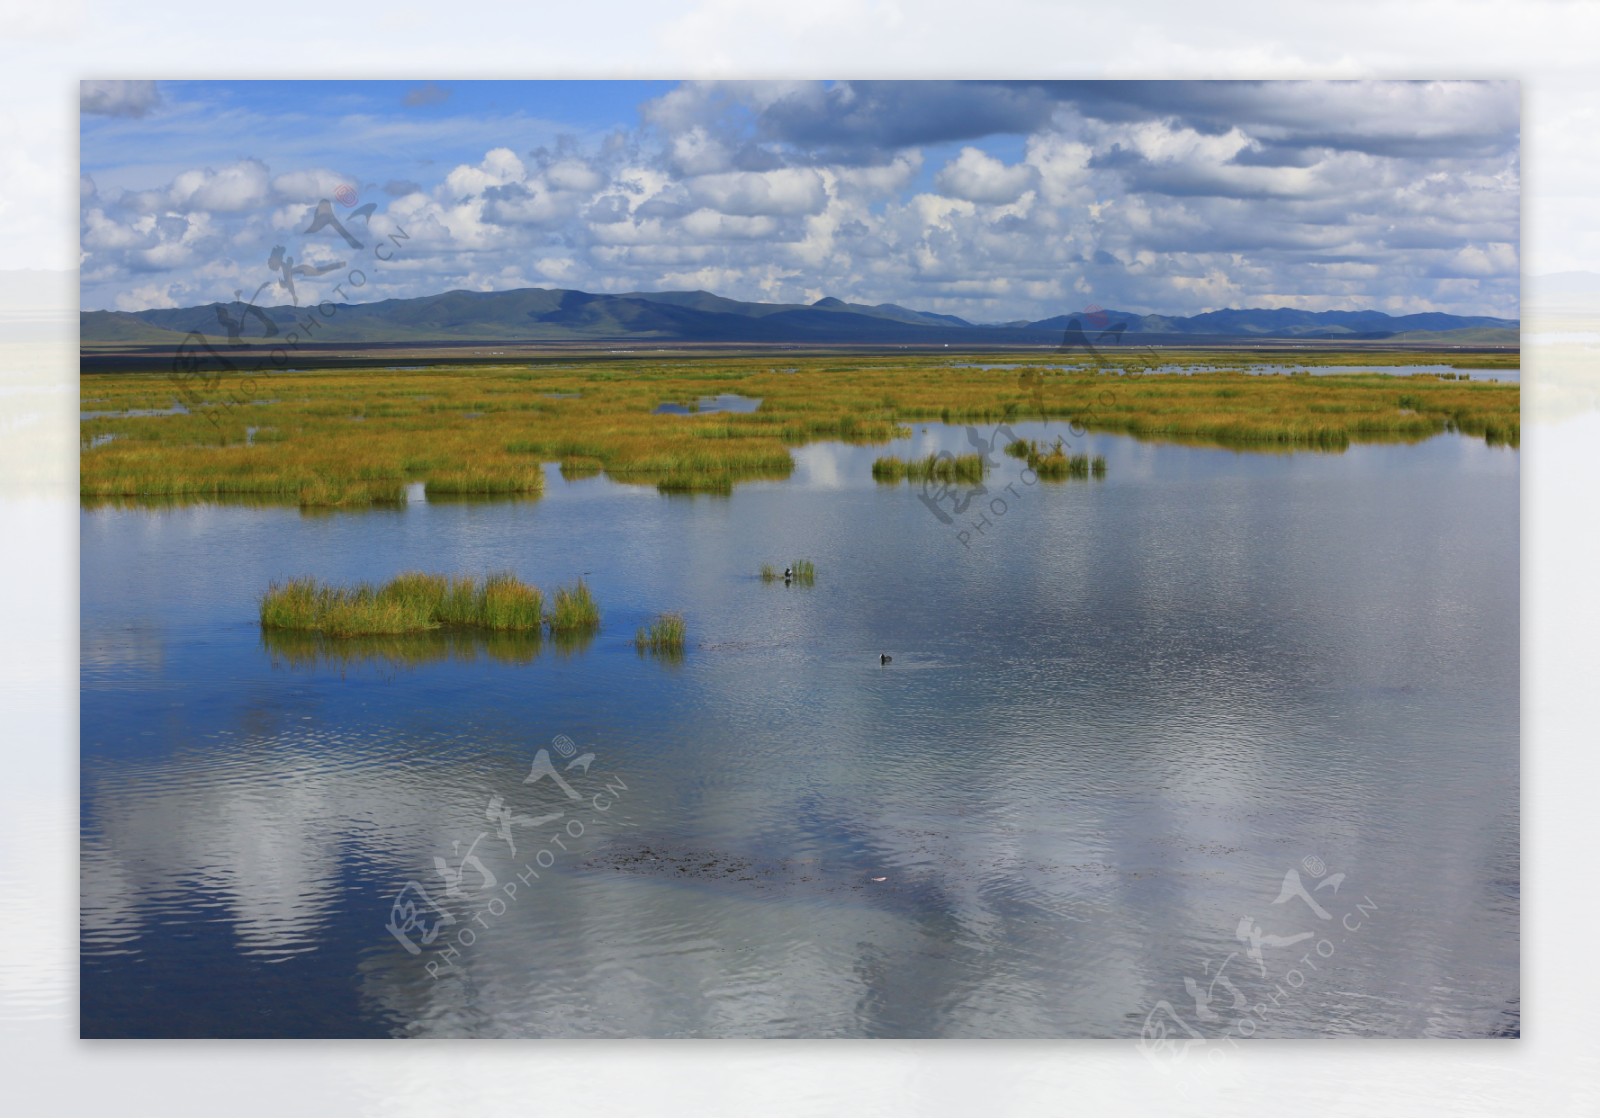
<box><xmin>79</xmin><ymin>422</ymin><xmax>1519</xmax><ymax>1038</ymax></box>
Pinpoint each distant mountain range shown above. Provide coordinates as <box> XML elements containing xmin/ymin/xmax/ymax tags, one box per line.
<box><xmin>81</xmin><ymin>286</ymin><xmax>1520</xmax><ymax>347</ymax></box>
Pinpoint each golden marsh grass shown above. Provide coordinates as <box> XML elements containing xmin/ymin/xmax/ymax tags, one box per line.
<box><xmin>82</xmin><ymin>351</ymin><xmax>1519</xmax><ymax>506</ymax></box>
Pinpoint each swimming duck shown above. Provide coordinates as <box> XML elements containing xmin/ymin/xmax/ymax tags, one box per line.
<box><xmin>880</xmin><ymin>653</ymin><xmax>892</xmax><ymax>664</ymax></box>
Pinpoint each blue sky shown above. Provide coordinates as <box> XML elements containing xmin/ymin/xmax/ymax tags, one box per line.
<box><xmin>80</xmin><ymin>80</ymin><xmax>1520</xmax><ymax>320</ymax></box>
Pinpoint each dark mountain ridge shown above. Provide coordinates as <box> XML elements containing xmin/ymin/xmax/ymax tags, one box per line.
<box><xmin>82</xmin><ymin>285</ymin><xmax>1519</xmax><ymax>347</ymax></box>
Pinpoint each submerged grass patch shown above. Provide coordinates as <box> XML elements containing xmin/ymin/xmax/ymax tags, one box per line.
<box><xmin>260</xmin><ymin>571</ymin><xmax>544</xmax><ymax>636</ymax></box>
<box><xmin>82</xmin><ymin>350</ymin><xmax>1519</xmax><ymax>506</ymax></box>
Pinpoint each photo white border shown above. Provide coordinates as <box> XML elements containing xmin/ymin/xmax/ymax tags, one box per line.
<box><xmin>5</xmin><ymin>3</ymin><xmax>1596</xmax><ymax>1114</ymax></box>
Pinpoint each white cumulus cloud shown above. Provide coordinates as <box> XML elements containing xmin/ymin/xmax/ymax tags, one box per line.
<box><xmin>935</xmin><ymin>147</ymin><xmax>1039</xmax><ymax>205</ymax></box>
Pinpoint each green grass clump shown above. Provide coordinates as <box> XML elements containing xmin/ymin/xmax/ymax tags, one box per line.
<box><xmin>259</xmin><ymin>570</ymin><xmax>544</xmax><ymax>636</ymax></box>
<box><xmin>871</xmin><ymin>453</ymin><xmax>986</xmax><ymax>483</ymax></box>
<box><xmin>635</xmin><ymin>612</ymin><xmax>687</xmax><ymax>654</ymax></box>
<box><xmin>790</xmin><ymin>558</ymin><xmax>816</xmax><ymax>585</ymax></box>
<box><xmin>760</xmin><ymin>563</ymin><xmax>779</xmax><ymax>582</ymax></box>
<box><xmin>547</xmin><ymin>578</ymin><xmax>601</xmax><ymax>632</ymax></box>
<box><xmin>480</xmin><ymin>571</ymin><xmax>544</xmax><ymax>629</ymax></box>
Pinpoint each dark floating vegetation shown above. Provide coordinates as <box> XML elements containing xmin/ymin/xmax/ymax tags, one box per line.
<box><xmin>761</xmin><ymin>559</ymin><xmax>816</xmax><ymax>585</ymax></box>
<box><xmin>871</xmin><ymin>453</ymin><xmax>987</xmax><ymax>484</ymax></box>
<box><xmin>81</xmin><ymin>352</ymin><xmax>1519</xmax><ymax>506</ymax></box>
<box><xmin>635</xmin><ymin>612</ymin><xmax>687</xmax><ymax>656</ymax></box>
<box><xmin>260</xmin><ymin>571</ymin><xmax>545</xmax><ymax>637</ymax></box>
<box><xmin>1004</xmin><ymin>438</ymin><xmax>1106</xmax><ymax>480</ymax></box>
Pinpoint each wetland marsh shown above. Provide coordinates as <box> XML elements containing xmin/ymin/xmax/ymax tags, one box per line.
<box><xmin>79</xmin><ymin>351</ymin><xmax>1519</xmax><ymax>506</ymax></box>
<box><xmin>79</xmin><ymin>352</ymin><xmax>1519</xmax><ymax>1038</ymax></box>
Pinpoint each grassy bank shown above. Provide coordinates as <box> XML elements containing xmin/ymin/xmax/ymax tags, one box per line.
<box><xmin>82</xmin><ymin>351</ymin><xmax>1519</xmax><ymax>506</ymax></box>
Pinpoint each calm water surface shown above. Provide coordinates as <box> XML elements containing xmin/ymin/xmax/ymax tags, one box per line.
<box><xmin>80</xmin><ymin>423</ymin><xmax>1519</xmax><ymax>1038</ymax></box>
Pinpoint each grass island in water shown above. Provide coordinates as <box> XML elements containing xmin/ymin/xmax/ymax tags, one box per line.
<box><xmin>260</xmin><ymin>571</ymin><xmax>599</xmax><ymax>638</ymax></box>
